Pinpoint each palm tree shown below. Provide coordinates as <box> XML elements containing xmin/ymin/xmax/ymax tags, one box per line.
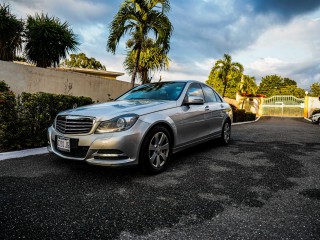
<box><xmin>24</xmin><ymin>13</ymin><xmax>79</xmax><ymax>68</ymax></box>
<box><xmin>107</xmin><ymin>0</ymin><xmax>173</xmax><ymax>88</ymax></box>
<box><xmin>0</xmin><ymin>3</ymin><xmax>24</xmax><ymax>61</ymax></box>
<box><xmin>238</xmin><ymin>75</ymin><xmax>258</xmax><ymax>109</ymax></box>
<box><xmin>239</xmin><ymin>75</ymin><xmax>257</xmax><ymax>95</ymax></box>
<box><xmin>212</xmin><ymin>54</ymin><xmax>244</xmax><ymax>98</ymax></box>
<box><xmin>124</xmin><ymin>37</ymin><xmax>169</xmax><ymax>84</ymax></box>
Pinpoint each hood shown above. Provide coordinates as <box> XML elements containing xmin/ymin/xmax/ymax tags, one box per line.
<box><xmin>58</xmin><ymin>100</ymin><xmax>177</xmax><ymax>121</ymax></box>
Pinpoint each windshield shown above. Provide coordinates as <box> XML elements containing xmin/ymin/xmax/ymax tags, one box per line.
<box><xmin>117</xmin><ymin>82</ymin><xmax>187</xmax><ymax>101</ymax></box>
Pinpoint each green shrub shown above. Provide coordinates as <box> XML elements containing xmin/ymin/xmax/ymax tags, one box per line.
<box><xmin>0</xmin><ymin>81</ymin><xmax>18</xmax><ymax>150</ymax></box>
<box><xmin>233</xmin><ymin>109</ymin><xmax>256</xmax><ymax>123</ymax></box>
<box><xmin>233</xmin><ymin>109</ymin><xmax>245</xmax><ymax>122</ymax></box>
<box><xmin>312</xmin><ymin>109</ymin><xmax>320</xmax><ymax>115</ymax></box>
<box><xmin>244</xmin><ymin>112</ymin><xmax>256</xmax><ymax>121</ymax></box>
<box><xmin>0</xmin><ymin>80</ymin><xmax>94</xmax><ymax>151</ymax></box>
<box><xmin>17</xmin><ymin>92</ymin><xmax>94</xmax><ymax>148</ymax></box>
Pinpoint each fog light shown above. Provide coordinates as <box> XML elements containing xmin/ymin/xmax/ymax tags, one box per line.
<box><xmin>93</xmin><ymin>149</ymin><xmax>128</xmax><ymax>160</ymax></box>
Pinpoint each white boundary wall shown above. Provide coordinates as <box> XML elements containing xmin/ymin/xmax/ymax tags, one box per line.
<box><xmin>307</xmin><ymin>96</ymin><xmax>320</xmax><ymax>117</ymax></box>
<box><xmin>0</xmin><ymin>60</ymin><xmax>132</xmax><ymax>102</ymax></box>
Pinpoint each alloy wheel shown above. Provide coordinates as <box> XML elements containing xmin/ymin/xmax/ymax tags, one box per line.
<box><xmin>223</xmin><ymin>122</ymin><xmax>231</xmax><ymax>143</ymax></box>
<box><xmin>148</xmin><ymin>132</ymin><xmax>169</xmax><ymax>168</ymax></box>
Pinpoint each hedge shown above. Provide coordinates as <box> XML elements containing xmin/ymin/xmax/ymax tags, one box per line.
<box><xmin>0</xmin><ymin>81</ymin><xmax>18</xmax><ymax>150</ymax></box>
<box><xmin>0</xmin><ymin>80</ymin><xmax>94</xmax><ymax>152</ymax></box>
<box><xmin>233</xmin><ymin>109</ymin><xmax>256</xmax><ymax>123</ymax></box>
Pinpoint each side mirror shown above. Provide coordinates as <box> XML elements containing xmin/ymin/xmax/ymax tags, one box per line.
<box><xmin>184</xmin><ymin>95</ymin><xmax>204</xmax><ymax>105</ymax></box>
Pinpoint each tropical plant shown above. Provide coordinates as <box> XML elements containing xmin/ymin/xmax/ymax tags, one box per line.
<box><xmin>239</xmin><ymin>75</ymin><xmax>258</xmax><ymax>95</ymax></box>
<box><xmin>24</xmin><ymin>13</ymin><xmax>79</xmax><ymax>68</ymax></box>
<box><xmin>124</xmin><ymin>37</ymin><xmax>169</xmax><ymax>84</ymax></box>
<box><xmin>62</xmin><ymin>53</ymin><xmax>106</xmax><ymax>70</ymax></box>
<box><xmin>206</xmin><ymin>70</ymin><xmax>241</xmax><ymax>99</ymax></box>
<box><xmin>310</xmin><ymin>82</ymin><xmax>320</xmax><ymax>97</ymax></box>
<box><xmin>210</xmin><ymin>54</ymin><xmax>244</xmax><ymax>97</ymax></box>
<box><xmin>0</xmin><ymin>3</ymin><xmax>24</xmax><ymax>61</ymax></box>
<box><xmin>107</xmin><ymin>0</ymin><xmax>173</xmax><ymax>88</ymax></box>
<box><xmin>238</xmin><ymin>75</ymin><xmax>258</xmax><ymax>109</ymax></box>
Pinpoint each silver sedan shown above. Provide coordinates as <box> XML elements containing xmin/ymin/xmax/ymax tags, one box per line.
<box><xmin>47</xmin><ymin>80</ymin><xmax>233</xmax><ymax>174</ymax></box>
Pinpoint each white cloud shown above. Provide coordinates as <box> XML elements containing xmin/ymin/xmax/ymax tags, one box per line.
<box><xmin>77</xmin><ymin>24</ymin><xmax>105</xmax><ymax>44</ymax></box>
<box><xmin>248</xmin><ymin>57</ymin><xmax>284</xmax><ymax>74</ymax></box>
<box><xmin>235</xmin><ymin>15</ymin><xmax>320</xmax><ymax>88</ymax></box>
<box><xmin>10</xmin><ymin>0</ymin><xmax>110</xmax><ymax>22</ymax></box>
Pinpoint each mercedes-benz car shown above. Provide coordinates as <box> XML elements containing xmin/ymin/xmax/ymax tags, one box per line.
<box><xmin>47</xmin><ymin>81</ymin><xmax>233</xmax><ymax>174</ymax></box>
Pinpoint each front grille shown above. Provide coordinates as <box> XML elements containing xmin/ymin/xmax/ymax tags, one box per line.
<box><xmin>56</xmin><ymin>115</ymin><xmax>94</xmax><ymax>134</ymax></box>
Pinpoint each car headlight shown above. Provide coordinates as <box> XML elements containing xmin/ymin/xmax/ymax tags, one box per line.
<box><xmin>95</xmin><ymin>114</ymin><xmax>139</xmax><ymax>133</ymax></box>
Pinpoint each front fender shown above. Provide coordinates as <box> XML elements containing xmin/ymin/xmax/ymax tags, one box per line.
<box><xmin>139</xmin><ymin>113</ymin><xmax>178</xmax><ymax>147</ymax></box>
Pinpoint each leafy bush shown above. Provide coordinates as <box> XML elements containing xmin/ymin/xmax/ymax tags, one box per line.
<box><xmin>229</xmin><ymin>103</ymin><xmax>238</xmax><ymax>111</ymax></box>
<box><xmin>0</xmin><ymin>81</ymin><xmax>18</xmax><ymax>150</ymax></box>
<box><xmin>0</xmin><ymin>80</ymin><xmax>94</xmax><ymax>151</ymax></box>
<box><xmin>312</xmin><ymin>108</ymin><xmax>320</xmax><ymax>116</ymax></box>
<box><xmin>16</xmin><ymin>92</ymin><xmax>93</xmax><ymax>148</ymax></box>
<box><xmin>233</xmin><ymin>109</ymin><xmax>256</xmax><ymax>123</ymax></box>
<box><xmin>244</xmin><ymin>112</ymin><xmax>256</xmax><ymax>121</ymax></box>
<box><xmin>233</xmin><ymin>109</ymin><xmax>245</xmax><ymax>122</ymax></box>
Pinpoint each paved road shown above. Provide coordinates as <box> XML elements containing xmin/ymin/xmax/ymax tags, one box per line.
<box><xmin>1</xmin><ymin>117</ymin><xmax>320</xmax><ymax>239</ymax></box>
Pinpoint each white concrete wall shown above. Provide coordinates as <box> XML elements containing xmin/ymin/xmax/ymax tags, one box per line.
<box><xmin>0</xmin><ymin>60</ymin><xmax>132</xmax><ymax>102</ymax></box>
<box><xmin>307</xmin><ymin>96</ymin><xmax>320</xmax><ymax>117</ymax></box>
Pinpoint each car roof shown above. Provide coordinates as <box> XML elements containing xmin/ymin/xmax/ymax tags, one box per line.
<box><xmin>152</xmin><ymin>80</ymin><xmax>205</xmax><ymax>84</ymax></box>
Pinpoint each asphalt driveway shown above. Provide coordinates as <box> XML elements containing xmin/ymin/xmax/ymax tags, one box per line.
<box><xmin>1</xmin><ymin>117</ymin><xmax>320</xmax><ymax>239</ymax></box>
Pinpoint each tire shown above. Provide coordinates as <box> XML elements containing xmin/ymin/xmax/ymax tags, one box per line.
<box><xmin>220</xmin><ymin>120</ymin><xmax>231</xmax><ymax>145</ymax></box>
<box><xmin>139</xmin><ymin>126</ymin><xmax>172</xmax><ymax>174</ymax></box>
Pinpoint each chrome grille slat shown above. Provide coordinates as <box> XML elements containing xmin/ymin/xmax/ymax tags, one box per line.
<box><xmin>56</xmin><ymin>115</ymin><xmax>94</xmax><ymax>134</ymax></box>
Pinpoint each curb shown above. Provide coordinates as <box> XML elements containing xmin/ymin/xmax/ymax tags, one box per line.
<box><xmin>304</xmin><ymin>117</ymin><xmax>312</xmax><ymax>122</ymax></box>
<box><xmin>232</xmin><ymin>116</ymin><xmax>261</xmax><ymax>126</ymax></box>
<box><xmin>0</xmin><ymin>147</ymin><xmax>48</xmax><ymax>161</ymax></box>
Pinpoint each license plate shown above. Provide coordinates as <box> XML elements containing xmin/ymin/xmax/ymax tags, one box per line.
<box><xmin>57</xmin><ymin>137</ymin><xmax>70</xmax><ymax>152</ymax></box>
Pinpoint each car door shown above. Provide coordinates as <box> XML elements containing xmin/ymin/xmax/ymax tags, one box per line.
<box><xmin>175</xmin><ymin>83</ymin><xmax>209</xmax><ymax>145</ymax></box>
<box><xmin>201</xmin><ymin>84</ymin><xmax>224</xmax><ymax>135</ymax></box>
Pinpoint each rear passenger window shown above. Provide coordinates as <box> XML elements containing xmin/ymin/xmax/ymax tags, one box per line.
<box><xmin>214</xmin><ymin>92</ymin><xmax>222</xmax><ymax>102</ymax></box>
<box><xmin>202</xmin><ymin>85</ymin><xmax>218</xmax><ymax>102</ymax></box>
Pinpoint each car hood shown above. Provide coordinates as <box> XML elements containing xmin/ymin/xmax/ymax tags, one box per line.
<box><xmin>59</xmin><ymin>100</ymin><xmax>177</xmax><ymax>121</ymax></box>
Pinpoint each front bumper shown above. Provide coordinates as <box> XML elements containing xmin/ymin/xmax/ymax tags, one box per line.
<box><xmin>311</xmin><ymin>116</ymin><xmax>320</xmax><ymax>123</ymax></box>
<box><xmin>47</xmin><ymin>120</ymin><xmax>150</xmax><ymax>167</ymax></box>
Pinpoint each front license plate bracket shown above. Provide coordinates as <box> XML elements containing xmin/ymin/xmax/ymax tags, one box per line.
<box><xmin>57</xmin><ymin>137</ymin><xmax>70</xmax><ymax>152</ymax></box>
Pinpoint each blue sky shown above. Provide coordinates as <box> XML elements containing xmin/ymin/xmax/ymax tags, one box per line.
<box><xmin>7</xmin><ymin>0</ymin><xmax>320</xmax><ymax>89</ymax></box>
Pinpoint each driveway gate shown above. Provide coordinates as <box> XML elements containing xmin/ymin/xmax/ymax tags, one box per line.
<box><xmin>261</xmin><ymin>95</ymin><xmax>305</xmax><ymax>117</ymax></box>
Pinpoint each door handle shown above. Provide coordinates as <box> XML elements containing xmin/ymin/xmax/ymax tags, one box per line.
<box><xmin>205</xmin><ymin>106</ymin><xmax>210</xmax><ymax>111</ymax></box>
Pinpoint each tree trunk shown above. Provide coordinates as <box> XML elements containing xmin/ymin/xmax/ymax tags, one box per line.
<box><xmin>141</xmin><ymin>69</ymin><xmax>149</xmax><ymax>84</ymax></box>
<box><xmin>131</xmin><ymin>47</ymin><xmax>141</xmax><ymax>88</ymax></box>
<box><xmin>222</xmin><ymin>82</ymin><xmax>227</xmax><ymax>98</ymax></box>
<box><xmin>241</xmin><ymin>99</ymin><xmax>245</xmax><ymax>109</ymax></box>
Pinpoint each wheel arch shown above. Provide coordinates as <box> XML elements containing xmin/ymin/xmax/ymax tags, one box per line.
<box><xmin>141</xmin><ymin>121</ymin><xmax>175</xmax><ymax>148</ymax></box>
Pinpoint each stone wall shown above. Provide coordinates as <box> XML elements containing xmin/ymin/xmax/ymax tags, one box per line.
<box><xmin>0</xmin><ymin>60</ymin><xmax>132</xmax><ymax>102</ymax></box>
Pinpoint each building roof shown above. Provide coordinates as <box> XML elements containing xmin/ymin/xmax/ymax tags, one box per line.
<box><xmin>58</xmin><ymin>67</ymin><xmax>124</xmax><ymax>79</ymax></box>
